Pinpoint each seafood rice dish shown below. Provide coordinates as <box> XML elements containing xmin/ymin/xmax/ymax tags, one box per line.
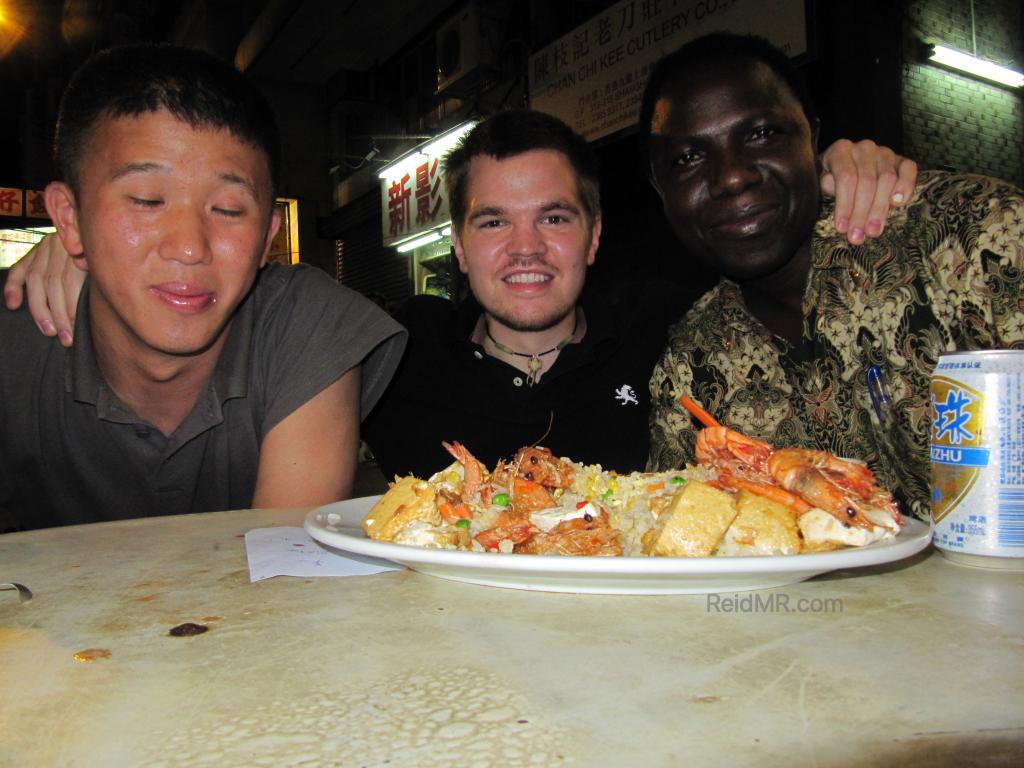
<box><xmin>362</xmin><ymin>418</ymin><xmax>903</xmax><ymax>558</ymax></box>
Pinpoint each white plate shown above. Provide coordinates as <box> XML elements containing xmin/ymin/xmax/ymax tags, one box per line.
<box><xmin>305</xmin><ymin>496</ymin><xmax>932</xmax><ymax>595</ymax></box>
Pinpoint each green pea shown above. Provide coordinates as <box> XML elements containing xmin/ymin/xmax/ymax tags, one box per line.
<box><xmin>456</xmin><ymin>518</ymin><xmax>471</xmax><ymax>529</ymax></box>
<box><xmin>671</xmin><ymin>476</ymin><xmax>686</xmax><ymax>485</ymax></box>
<box><xmin>492</xmin><ymin>492</ymin><xmax>510</xmax><ymax>506</ymax></box>
<box><xmin>601</xmin><ymin>489</ymin><xmax>613</xmax><ymax>501</ymax></box>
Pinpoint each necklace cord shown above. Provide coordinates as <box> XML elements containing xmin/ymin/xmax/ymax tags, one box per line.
<box><xmin>485</xmin><ymin>316</ymin><xmax>578</xmax><ymax>387</ymax></box>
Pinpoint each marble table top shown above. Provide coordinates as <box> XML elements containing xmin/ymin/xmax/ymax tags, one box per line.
<box><xmin>1</xmin><ymin>507</ymin><xmax>1022</xmax><ymax>767</ymax></box>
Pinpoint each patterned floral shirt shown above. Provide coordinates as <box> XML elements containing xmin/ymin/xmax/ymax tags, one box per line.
<box><xmin>649</xmin><ymin>170</ymin><xmax>1024</xmax><ymax>519</ymax></box>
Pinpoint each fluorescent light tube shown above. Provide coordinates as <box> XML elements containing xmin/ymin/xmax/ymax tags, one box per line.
<box><xmin>929</xmin><ymin>44</ymin><xmax>1023</xmax><ymax>88</ymax></box>
<box><xmin>396</xmin><ymin>231</ymin><xmax>443</xmax><ymax>252</ymax></box>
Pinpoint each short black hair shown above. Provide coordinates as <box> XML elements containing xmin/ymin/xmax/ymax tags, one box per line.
<box><xmin>54</xmin><ymin>43</ymin><xmax>281</xmax><ymax>202</ymax></box>
<box><xmin>444</xmin><ymin>109</ymin><xmax>601</xmax><ymax>233</ymax></box>
<box><xmin>639</xmin><ymin>33</ymin><xmax>817</xmax><ymax>166</ymax></box>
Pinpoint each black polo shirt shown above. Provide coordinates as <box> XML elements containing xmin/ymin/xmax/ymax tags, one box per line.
<box><xmin>363</xmin><ymin>281</ymin><xmax>694</xmax><ymax>479</ymax></box>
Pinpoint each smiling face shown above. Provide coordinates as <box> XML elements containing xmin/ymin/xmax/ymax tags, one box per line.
<box><xmin>451</xmin><ymin>149</ymin><xmax>601</xmax><ymax>334</ymax></box>
<box><xmin>647</xmin><ymin>59</ymin><xmax>821</xmax><ymax>283</ymax></box>
<box><xmin>48</xmin><ymin>109</ymin><xmax>279</xmax><ymax>364</ymax></box>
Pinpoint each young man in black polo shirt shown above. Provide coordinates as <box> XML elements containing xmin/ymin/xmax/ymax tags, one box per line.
<box><xmin>364</xmin><ymin>111</ymin><xmax>685</xmax><ymax>476</ymax></box>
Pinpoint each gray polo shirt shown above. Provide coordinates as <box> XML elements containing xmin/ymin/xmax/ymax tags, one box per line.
<box><xmin>0</xmin><ymin>263</ymin><xmax>406</xmax><ymax>530</ymax></box>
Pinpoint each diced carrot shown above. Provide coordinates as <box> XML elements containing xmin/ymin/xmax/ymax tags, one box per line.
<box><xmin>439</xmin><ymin>499</ymin><xmax>472</xmax><ymax>524</ymax></box>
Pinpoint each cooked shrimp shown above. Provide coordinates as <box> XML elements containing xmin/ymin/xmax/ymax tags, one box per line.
<box><xmin>474</xmin><ymin>510</ymin><xmax>536</xmax><ymax>551</ymax></box>
<box><xmin>681</xmin><ymin>395</ymin><xmax>774</xmax><ymax>477</ymax></box>
<box><xmin>442</xmin><ymin>440</ymin><xmax>486</xmax><ymax>501</ymax></box>
<box><xmin>516</xmin><ymin>509</ymin><xmax>622</xmax><ymax>556</ymax></box>
<box><xmin>715</xmin><ymin>471</ymin><xmax>812</xmax><ymax>515</ymax></box>
<box><xmin>512</xmin><ymin>446</ymin><xmax>574</xmax><ymax>488</ymax></box>
<box><xmin>681</xmin><ymin>395</ymin><xmax>900</xmax><ymax>530</ymax></box>
<box><xmin>687</xmin><ymin>419</ymin><xmax>813</xmax><ymax>516</ymax></box>
<box><xmin>509</xmin><ymin>477</ymin><xmax>557</xmax><ymax>515</ymax></box>
<box><xmin>768</xmin><ymin>449</ymin><xmax>901</xmax><ymax>530</ymax></box>
<box><xmin>695</xmin><ymin>426</ymin><xmax>775</xmax><ymax>477</ymax></box>
<box><xmin>683</xmin><ymin>398</ymin><xmax>800</xmax><ymax>508</ymax></box>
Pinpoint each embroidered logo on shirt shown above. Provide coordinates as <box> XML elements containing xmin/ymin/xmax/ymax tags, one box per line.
<box><xmin>614</xmin><ymin>384</ymin><xmax>639</xmax><ymax>405</ymax></box>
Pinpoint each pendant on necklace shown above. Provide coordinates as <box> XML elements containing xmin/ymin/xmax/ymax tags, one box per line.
<box><xmin>484</xmin><ymin>314</ymin><xmax>578</xmax><ymax>388</ymax></box>
<box><xmin>526</xmin><ymin>355</ymin><xmax>544</xmax><ymax>387</ymax></box>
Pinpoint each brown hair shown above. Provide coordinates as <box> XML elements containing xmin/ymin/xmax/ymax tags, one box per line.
<box><xmin>443</xmin><ymin>109</ymin><xmax>601</xmax><ymax>233</ymax></box>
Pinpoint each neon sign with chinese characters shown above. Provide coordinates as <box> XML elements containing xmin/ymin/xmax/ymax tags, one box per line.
<box><xmin>378</xmin><ymin>121</ymin><xmax>476</xmax><ymax>248</ymax></box>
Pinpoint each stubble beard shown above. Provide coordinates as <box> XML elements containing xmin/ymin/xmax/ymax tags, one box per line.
<box><xmin>487</xmin><ymin>305</ymin><xmax>575</xmax><ymax>333</ymax></box>
<box><xmin>472</xmin><ymin>256</ymin><xmax>588</xmax><ymax>334</ymax></box>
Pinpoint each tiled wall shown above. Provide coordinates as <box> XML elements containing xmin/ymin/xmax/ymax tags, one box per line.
<box><xmin>902</xmin><ymin>0</ymin><xmax>1023</xmax><ymax>186</ymax></box>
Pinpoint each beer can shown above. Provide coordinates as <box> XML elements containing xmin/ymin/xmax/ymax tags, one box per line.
<box><xmin>930</xmin><ymin>350</ymin><xmax>1024</xmax><ymax>569</ymax></box>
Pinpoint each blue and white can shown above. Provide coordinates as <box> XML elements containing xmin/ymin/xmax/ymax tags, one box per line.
<box><xmin>930</xmin><ymin>350</ymin><xmax>1024</xmax><ymax>569</ymax></box>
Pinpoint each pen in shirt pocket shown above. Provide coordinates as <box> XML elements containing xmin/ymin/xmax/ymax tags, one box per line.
<box><xmin>866</xmin><ymin>365</ymin><xmax>894</xmax><ymax>425</ymax></box>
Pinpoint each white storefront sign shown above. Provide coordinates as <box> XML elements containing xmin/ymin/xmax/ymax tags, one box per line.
<box><xmin>380</xmin><ymin>155</ymin><xmax>449</xmax><ymax>247</ymax></box>
<box><xmin>528</xmin><ymin>0</ymin><xmax>807</xmax><ymax>142</ymax></box>
<box><xmin>379</xmin><ymin>122</ymin><xmax>476</xmax><ymax>248</ymax></box>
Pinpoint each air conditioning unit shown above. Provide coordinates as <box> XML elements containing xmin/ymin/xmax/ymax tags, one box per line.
<box><xmin>435</xmin><ymin>3</ymin><xmax>497</xmax><ymax>96</ymax></box>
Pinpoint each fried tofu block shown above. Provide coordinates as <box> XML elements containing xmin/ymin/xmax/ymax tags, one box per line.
<box><xmin>719</xmin><ymin>490</ymin><xmax>802</xmax><ymax>555</ymax></box>
<box><xmin>798</xmin><ymin>508</ymin><xmax>891</xmax><ymax>549</ymax></box>
<box><xmin>393</xmin><ymin>523</ymin><xmax>471</xmax><ymax>550</ymax></box>
<box><xmin>644</xmin><ymin>481</ymin><xmax>738</xmax><ymax>557</ymax></box>
<box><xmin>362</xmin><ymin>476</ymin><xmax>440</xmax><ymax>541</ymax></box>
